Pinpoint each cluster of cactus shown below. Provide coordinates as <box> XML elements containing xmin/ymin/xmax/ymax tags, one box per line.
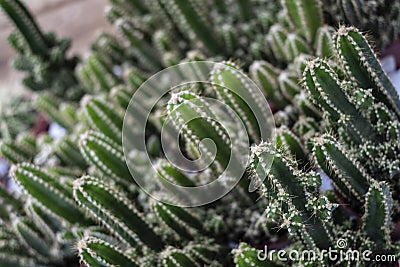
<box><xmin>0</xmin><ymin>94</ymin><xmax>36</xmax><ymax>140</ymax></box>
<box><xmin>0</xmin><ymin>0</ymin><xmax>400</xmax><ymax>266</ymax></box>
<box><xmin>325</xmin><ymin>0</ymin><xmax>400</xmax><ymax>49</ymax></box>
<box><xmin>0</xmin><ymin>0</ymin><xmax>84</xmax><ymax>101</ymax></box>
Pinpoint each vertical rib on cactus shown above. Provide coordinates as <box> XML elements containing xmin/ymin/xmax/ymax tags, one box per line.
<box><xmin>161</xmin><ymin>247</ymin><xmax>198</xmax><ymax>267</ymax></box>
<box><xmin>159</xmin><ymin>0</ymin><xmax>223</xmax><ymax>54</ymax></box>
<box><xmin>302</xmin><ymin>58</ymin><xmax>379</xmax><ymax>144</ymax></box>
<box><xmin>211</xmin><ymin>62</ymin><xmax>270</xmax><ymax>143</ymax></box>
<box><xmin>77</xmin><ymin>54</ymin><xmax>118</xmax><ymax>93</ymax></box>
<box><xmin>155</xmin><ymin>160</ymin><xmax>196</xmax><ymax>187</ymax></box>
<box><xmin>314</xmin><ymin>26</ymin><xmax>334</xmax><ymax>58</ymax></box>
<box><xmin>281</xmin><ymin>0</ymin><xmax>323</xmax><ymax>43</ymax></box>
<box><xmin>0</xmin><ymin>0</ymin><xmax>48</xmax><ymax>56</ymax></box>
<box><xmin>278</xmin><ymin>70</ymin><xmax>302</xmax><ymax>102</ymax></box>
<box><xmin>10</xmin><ymin>163</ymin><xmax>88</xmax><ymax>225</ymax></box>
<box><xmin>79</xmin><ymin>130</ymin><xmax>132</xmax><ymax>185</ymax></box>
<box><xmin>77</xmin><ymin>236</ymin><xmax>139</xmax><ymax>267</ymax></box>
<box><xmin>236</xmin><ymin>0</ymin><xmax>253</xmax><ymax>21</ymax></box>
<box><xmin>13</xmin><ymin>218</ymin><xmax>51</xmax><ymax>260</ymax></box>
<box><xmin>0</xmin><ymin>140</ymin><xmax>34</xmax><ymax>164</ymax></box>
<box><xmin>91</xmin><ymin>32</ymin><xmax>125</xmax><ymax>65</ymax></box>
<box><xmin>153</xmin><ymin>202</ymin><xmax>203</xmax><ymax>240</ymax></box>
<box><xmin>83</xmin><ymin>97</ymin><xmax>123</xmax><ymax>143</ymax></box>
<box><xmin>116</xmin><ymin>19</ymin><xmax>163</xmax><ymax>70</ymax></box>
<box><xmin>110</xmin><ymin>85</ymin><xmax>132</xmax><ymax>110</ymax></box>
<box><xmin>312</xmin><ymin>134</ymin><xmax>370</xmax><ymax>204</ymax></box>
<box><xmin>54</xmin><ymin>137</ymin><xmax>88</xmax><ymax>169</ymax></box>
<box><xmin>249</xmin><ymin>60</ymin><xmax>287</xmax><ymax>109</ymax></box>
<box><xmin>184</xmin><ymin>241</ymin><xmax>220</xmax><ymax>266</ymax></box>
<box><xmin>25</xmin><ymin>202</ymin><xmax>61</xmax><ymax>242</ymax></box>
<box><xmin>266</xmin><ymin>25</ymin><xmax>288</xmax><ymax>62</ymax></box>
<box><xmin>362</xmin><ymin>181</ymin><xmax>392</xmax><ymax>248</ymax></box>
<box><xmin>167</xmin><ymin>90</ymin><xmax>232</xmax><ymax>174</ymax></box>
<box><xmin>73</xmin><ymin>176</ymin><xmax>164</xmax><ymax>251</ymax></box>
<box><xmin>285</xmin><ymin>34</ymin><xmax>311</xmax><ymax>60</ymax></box>
<box><xmin>334</xmin><ymin>26</ymin><xmax>400</xmax><ymax>117</ymax></box>
<box><xmin>276</xmin><ymin>126</ymin><xmax>308</xmax><ymax>169</ymax></box>
<box><xmin>251</xmin><ymin>142</ymin><xmax>333</xmax><ymax>249</ymax></box>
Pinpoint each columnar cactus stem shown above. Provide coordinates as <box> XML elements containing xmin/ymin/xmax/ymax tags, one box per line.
<box><xmin>312</xmin><ymin>134</ymin><xmax>370</xmax><ymax>204</ymax></box>
<box><xmin>250</xmin><ymin>60</ymin><xmax>287</xmax><ymax>109</ymax></box>
<box><xmin>251</xmin><ymin>141</ymin><xmax>333</xmax><ymax>249</ymax></box>
<box><xmin>13</xmin><ymin>218</ymin><xmax>52</xmax><ymax>260</ymax></box>
<box><xmin>285</xmin><ymin>33</ymin><xmax>311</xmax><ymax>60</ymax></box>
<box><xmin>83</xmin><ymin>97</ymin><xmax>123</xmax><ymax>144</ymax></box>
<box><xmin>0</xmin><ymin>0</ymin><xmax>48</xmax><ymax>56</ymax></box>
<box><xmin>10</xmin><ymin>163</ymin><xmax>89</xmax><ymax>225</ymax></box>
<box><xmin>302</xmin><ymin>58</ymin><xmax>379</xmax><ymax>144</ymax></box>
<box><xmin>35</xmin><ymin>94</ymin><xmax>76</xmax><ymax>130</ymax></box>
<box><xmin>161</xmin><ymin>247</ymin><xmax>198</xmax><ymax>267</ymax></box>
<box><xmin>158</xmin><ymin>0</ymin><xmax>223</xmax><ymax>54</ymax></box>
<box><xmin>79</xmin><ymin>131</ymin><xmax>132</xmax><ymax>186</ymax></box>
<box><xmin>167</xmin><ymin>90</ymin><xmax>233</xmax><ymax>174</ymax></box>
<box><xmin>334</xmin><ymin>26</ymin><xmax>400</xmax><ymax>117</ymax></box>
<box><xmin>281</xmin><ymin>0</ymin><xmax>323</xmax><ymax>43</ymax></box>
<box><xmin>266</xmin><ymin>25</ymin><xmax>288</xmax><ymax>62</ymax></box>
<box><xmin>116</xmin><ymin>19</ymin><xmax>163</xmax><ymax>70</ymax></box>
<box><xmin>73</xmin><ymin>176</ymin><xmax>164</xmax><ymax>251</ymax></box>
<box><xmin>54</xmin><ymin>137</ymin><xmax>87</xmax><ymax>169</ymax></box>
<box><xmin>153</xmin><ymin>202</ymin><xmax>203</xmax><ymax>240</ymax></box>
<box><xmin>276</xmin><ymin>126</ymin><xmax>308</xmax><ymax>169</ymax></box>
<box><xmin>362</xmin><ymin>181</ymin><xmax>392</xmax><ymax>248</ymax></box>
<box><xmin>211</xmin><ymin>62</ymin><xmax>272</xmax><ymax>143</ymax></box>
<box><xmin>314</xmin><ymin>26</ymin><xmax>334</xmax><ymax>58</ymax></box>
<box><xmin>77</xmin><ymin>236</ymin><xmax>139</xmax><ymax>267</ymax></box>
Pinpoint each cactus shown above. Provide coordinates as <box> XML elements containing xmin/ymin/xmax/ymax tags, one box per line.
<box><xmin>0</xmin><ymin>0</ymin><xmax>400</xmax><ymax>266</ymax></box>
<box><xmin>0</xmin><ymin>0</ymin><xmax>84</xmax><ymax>100</ymax></box>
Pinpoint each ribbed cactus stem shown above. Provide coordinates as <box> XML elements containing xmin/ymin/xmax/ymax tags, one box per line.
<box><xmin>10</xmin><ymin>163</ymin><xmax>89</xmax><ymax>225</ymax></box>
<box><xmin>362</xmin><ymin>180</ymin><xmax>392</xmax><ymax>248</ymax></box>
<box><xmin>314</xmin><ymin>26</ymin><xmax>334</xmax><ymax>58</ymax></box>
<box><xmin>79</xmin><ymin>130</ymin><xmax>132</xmax><ymax>185</ymax></box>
<box><xmin>35</xmin><ymin>94</ymin><xmax>76</xmax><ymax>130</ymax></box>
<box><xmin>334</xmin><ymin>26</ymin><xmax>400</xmax><ymax>117</ymax></box>
<box><xmin>249</xmin><ymin>60</ymin><xmax>287</xmax><ymax>109</ymax></box>
<box><xmin>159</xmin><ymin>0</ymin><xmax>223</xmax><ymax>54</ymax></box>
<box><xmin>285</xmin><ymin>33</ymin><xmax>311</xmax><ymax>60</ymax></box>
<box><xmin>302</xmin><ymin>58</ymin><xmax>379</xmax><ymax>144</ymax></box>
<box><xmin>167</xmin><ymin>90</ymin><xmax>232</xmax><ymax>174</ymax></box>
<box><xmin>13</xmin><ymin>218</ymin><xmax>52</xmax><ymax>260</ymax></box>
<box><xmin>77</xmin><ymin>236</ymin><xmax>139</xmax><ymax>267</ymax></box>
<box><xmin>116</xmin><ymin>19</ymin><xmax>163</xmax><ymax>70</ymax></box>
<box><xmin>73</xmin><ymin>176</ymin><xmax>164</xmax><ymax>251</ymax></box>
<box><xmin>211</xmin><ymin>62</ymin><xmax>273</xmax><ymax>143</ymax></box>
<box><xmin>281</xmin><ymin>0</ymin><xmax>323</xmax><ymax>42</ymax></box>
<box><xmin>276</xmin><ymin>126</ymin><xmax>308</xmax><ymax>168</ymax></box>
<box><xmin>0</xmin><ymin>0</ymin><xmax>48</xmax><ymax>56</ymax></box>
<box><xmin>161</xmin><ymin>247</ymin><xmax>198</xmax><ymax>267</ymax></box>
<box><xmin>251</xmin><ymin>141</ymin><xmax>333</xmax><ymax>249</ymax></box>
<box><xmin>312</xmin><ymin>134</ymin><xmax>370</xmax><ymax>204</ymax></box>
<box><xmin>266</xmin><ymin>25</ymin><xmax>288</xmax><ymax>62</ymax></box>
<box><xmin>83</xmin><ymin>97</ymin><xmax>123</xmax><ymax>143</ymax></box>
<box><xmin>153</xmin><ymin>202</ymin><xmax>203</xmax><ymax>240</ymax></box>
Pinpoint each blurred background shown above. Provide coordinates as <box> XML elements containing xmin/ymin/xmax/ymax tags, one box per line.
<box><xmin>0</xmin><ymin>0</ymin><xmax>110</xmax><ymax>100</ymax></box>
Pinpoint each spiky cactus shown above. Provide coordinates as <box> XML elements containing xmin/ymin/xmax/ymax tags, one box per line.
<box><xmin>0</xmin><ymin>0</ymin><xmax>400</xmax><ymax>266</ymax></box>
